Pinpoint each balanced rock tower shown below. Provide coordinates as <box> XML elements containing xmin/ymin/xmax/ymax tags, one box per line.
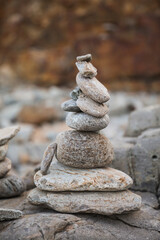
<box><xmin>28</xmin><ymin>54</ymin><xmax>141</xmax><ymax>215</ymax></box>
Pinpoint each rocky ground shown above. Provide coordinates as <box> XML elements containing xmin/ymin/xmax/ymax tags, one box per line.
<box><xmin>0</xmin><ymin>85</ymin><xmax>160</xmax><ymax>239</ymax></box>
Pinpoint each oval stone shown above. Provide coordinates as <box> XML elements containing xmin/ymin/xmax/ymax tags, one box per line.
<box><xmin>35</xmin><ymin>161</ymin><xmax>133</xmax><ymax>191</ymax></box>
<box><xmin>66</xmin><ymin>112</ymin><xmax>109</xmax><ymax>131</ymax></box>
<box><xmin>55</xmin><ymin>130</ymin><xmax>114</xmax><ymax>168</ymax></box>
<box><xmin>76</xmin><ymin>73</ymin><xmax>110</xmax><ymax>103</ymax></box>
<box><xmin>61</xmin><ymin>99</ymin><xmax>81</xmax><ymax>112</ymax></box>
<box><xmin>0</xmin><ymin>158</ymin><xmax>11</xmax><ymax>178</ymax></box>
<box><xmin>77</xmin><ymin>94</ymin><xmax>109</xmax><ymax>117</ymax></box>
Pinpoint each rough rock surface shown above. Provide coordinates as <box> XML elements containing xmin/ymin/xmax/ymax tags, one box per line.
<box><xmin>35</xmin><ymin>161</ymin><xmax>133</xmax><ymax>191</ymax></box>
<box><xmin>0</xmin><ymin>126</ymin><xmax>20</xmax><ymax>146</ymax></box>
<box><xmin>75</xmin><ymin>61</ymin><xmax>97</xmax><ymax>78</ymax></box>
<box><xmin>28</xmin><ymin>188</ymin><xmax>141</xmax><ymax>215</ymax></box>
<box><xmin>0</xmin><ymin>174</ymin><xmax>25</xmax><ymax>198</ymax></box>
<box><xmin>61</xmin><ymin>99</ymin><xmax>81</xmax><ymax>112</ymax></box>
<box><xmin>0</xmin><ymin>144</ymin><xmax>8</xmax><ymax>161</ymax></box>
<box><xmin>0</xmin><ymin>208</ymin><xmax>22</xmax><ymax>221</ymax></box>
<box><xmin>0</xmin><ymin>158</ymin><xmax>12</xmax><ymax>178</ymax></box>
<box><xmin>56</xmin><ymin>130</ymin><xmax>114</xmax><ymax>168</ymax></box>
<box><xmin>77</xmin><ymin>94</ymin><xmax>109</xmax><ymax>117</ymax></box>
<box><xmin>76</xmin><ymin>73</ymin><xmax>110</xmax><ymax>103</ymax></box>
<box><xmin>0</xmin><ymin>191</ymin><xmax>159</xmax><ymax>240</ymax></box>
<box><xmin>66</xmin><ymin>112</ymin><xmax>109</xmax><ymax>131</ymax></box>
<box><xmin>125</xmin><ymin>105</ymin><xmax>160</xmax><ymax>136</ymax></box>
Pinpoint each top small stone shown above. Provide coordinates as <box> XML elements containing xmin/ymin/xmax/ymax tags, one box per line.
<box><xmin>76</xmin><ymin>54</ymin><xmax>92</xmax><ymax>62</ymax></box>
<box><xmin>0</xmin><ymin>126</ymin><xmax>20</xmax><ymax>146</ymax></box>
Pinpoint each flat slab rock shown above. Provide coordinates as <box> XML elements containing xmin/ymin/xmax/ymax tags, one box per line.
<box><xmin>0</xmin><ymin>174</ymin><xmax>25</xmax><ymax>198</ymax></box>
<box><xmin>76</xmin><ymin>73</ymin><xmax>110</xmax><ymax>103</ymax></box>
<box><xmin>28</xmin><ymin>188</ymin><xmax>142</xmax><ymax>215</ymax></box>
<box><xmin>66</xmin><ymin>112</ymin><xmax>109</xmax><ymax>131</ymax></box>
<box><xmin>77</xmin><ymin>93</ymin><xmax>109</xmax><ymax>117</ymax></box>
<box><xmin>0</xmin><ymin>158</ymin><xmax>12</xmax><ymax>178</ymax></box>
<box><xmin>0</xmin><ymin>126</ymin><xmax>20</xmax><ymax>146</ymax></box>
<box><xmin>56</xmin><ymin>130</ymin><xmax>114</xmax><ymax>168</ymax></box>
<box><xmin>0</xmin><ymin>208</ymin><xmax>22</xmax><ymax>221</ymax></box>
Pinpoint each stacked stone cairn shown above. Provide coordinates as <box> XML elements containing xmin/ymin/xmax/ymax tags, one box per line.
<box><xmin>0</xmin><ymin>126</ymin><xmax>24</xmax><ymax>221</ymax></box>
<box><xmin>29</xmin><ymin>54</ymin><xmax>142</xmax><ymax>215</ymax></box>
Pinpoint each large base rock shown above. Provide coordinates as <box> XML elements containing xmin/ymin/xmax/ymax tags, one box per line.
<box><xmin>35</xmin><ymin>161</ymin><xmax>133</xmax><ymax>191</ymax></box>
<box><xmin>28</xmin><ymin>188</ymin><xmax>141</xmax><ymax>215</ymax></box>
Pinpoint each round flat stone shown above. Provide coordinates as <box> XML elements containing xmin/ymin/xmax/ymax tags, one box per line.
<box><xmin>0</xmin><ymin>158</ymin><xmax>11</xmax><ymax>178</ymax></box>
<box><xmin>28</xmin><ymin>189</ymin><xmax>142</xmax><ymax>215</ymax></box>
<box><xmin>61</xmin><ymin>99</ymin><xmax>81</xmax><ymax>112</ymax></box>
<box><xmin>66</xmin><ymin>112</ymin><xmax>109</xmax><ymax>131</ymax></box>
<box><xmin>76</xmin><ymin>73</ymin><xmax>110</xmax><ymax>103</ymax></box>
<box><xmin>0</xmin><ymin>126</ymin><xmax>20</xmax><ymax>146</ymax></box>
<box><xmin>0</xmin><ymin>208</ymin><xmax>22</xmax><ymax>221</ymax></box>
<box><xmin>77</xmin><ymin>94</ymin><xmax>109</xmax><ymax>117</ymax></box>
<box><xmin>0</xmin><ymin>174</ymin><xmax>25</xmax><ymax>198</ymax></box>
<box><xmin>35</xmin><ymin>161</ymin><xmax>133</xmax><ymax>191</ymax></box>
<box><xmin>0</xmin><ymin>144</ymin><xmax>8</xmax><ymax>161</ymax></box>
<box><xmin>56</xmin><ymin>130</ymin><xmax>113</xmax><ymax>168</ymax></box>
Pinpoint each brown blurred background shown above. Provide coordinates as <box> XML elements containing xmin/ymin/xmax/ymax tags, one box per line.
<box><xmin>0</xmin><ymin>0</ymin><xmax>160</xmax><ymax>91</ymax></box>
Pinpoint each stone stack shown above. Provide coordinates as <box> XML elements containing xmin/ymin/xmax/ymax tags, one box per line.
<box><xmin>28</xmin><ymin>54</ymin><xmax>141</xmax><ymax>215</ymax></box>
<box><xmin>0</xmin><ymin>126</ymin><xmax>25</xmax><ymax>199</ymax></box>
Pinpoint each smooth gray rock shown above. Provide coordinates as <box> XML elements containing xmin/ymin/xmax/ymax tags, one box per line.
<box><xmin>76</xmin><ymin>61</ymin><xmax>97</xmax><ymax>78</ymax></box>
<box><xmin>66</xmin><ymin>112</ymin><xmax>109</xmax><ymax>131</ymax></box>
<box><xmin>0</xmin><ymin>126</ymin><xmax>20</xmax><ymax>146</ymax></box>
<box><xmin>56</xmin><ymin>130</ymin><xmax>114</xmax><ymax>168</ymax></box>
<box><xmin>70</xmin><ymin>86</ymin><xmax>82</xmax><ymax>101</ymax></box>
<box><xmin>76</xmin><ymin>73</ymin><xmax>110</xmax><ymax>103</ymax></box>
<box><xmin>0</xmin><ymin>208</ymin><xmax>22</xmax><ymax>221</ymax></box>
<box><xmin>0</xmin><ymin>174</ymin><xmax>25</xmax><ymax>198</ymax></box>
<box><xmin>0</xmin><ymin>158</ymin><xmax>11</xmax><ymax>178</ymax></box>
<box><xmin>138</xmin><ymin>128</ymin><xmax>160</xmax><ymax>139</ymax></box>
<box><xmin>28</xmin><ymin>188</ymin><xmax>141</xmax><ymax>215</ymax></box>
<box><xmin>125</xmin><ymin>105</ymin><xmax>160</xmax><ymax>137</ymax></box>
<box><xmin>77</xmin><ymin>93</ymin><xmax>109</xmax><ymax>117</ymax></box>
<box><xmin>61</xmin><ymin>99</ymin><xmax>81</xmax><ymax>112</ymax></box>
<box><xmin>35</xmin><ymin>161</ymin><xmax>133</xmax><ymax>192</ymax></box>
<box><xmin>40</xmin><ymin>142</ymin><xmax>57</xmax><ymax>175</ymax></box>
<box><xmin>76</xmin><ymin>54</ymin><xmax>92</xmax><ymax>62</ymax></box>
<box><xmin>0</xmin><ymin>144</ymin><xmax>8</xmax><ymax>161</ymax></box>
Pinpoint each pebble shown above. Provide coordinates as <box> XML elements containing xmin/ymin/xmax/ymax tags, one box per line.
<box><xmin>77</xmin><ymin>93</ymin><xmax>109</xmax><ymax>117</ymax></box>
<box><xmin>0</xmin><ymin>174</ymin><xmax>25</xmax><ymax>198</ymax></box>
<box><xmin>66</xmin><ymin>112</ymin><xmax>109</xmax><ymax>131</ymax></box>
<box><xmin>75</xmin><ymin>61</ymin><xmax>97</xmax><ymax>78</ymax></box>
<box><xmin>76</xmin><ymin>54</ymin><xmax>92</xmax><ymax>62</ymax></box>
<box><xmin>40</xmin><ymin>143</ymin><xmax>57</xmax><ymax>175</ymax></box>
<box><xmin>28</xmin><ymin>189</ymin><xmax>142</xmax><ymax>215</ymax></box>
<box><xmin>0</xmin><ymin>158</ymin><xmax>12</xmax><ymax>178</ymax></box>
<box><xmin>61</xmin><ymin>99</ymin><xmax>81</xmax><ymax>112</ymax></box>
<box><xmin>35</xmin><ymin>160</ymin><xmax>133</xmax><ymax>191</ymax></box>
<box><xmin>0</xmin><ymin>144</ymin><xmax>8</xmax><ymax>161</ymax></box>
<box><xmin>0</xmin><ymin>126</ymin><xmax>20</xmax><ymax>146</ymax></box>
<box><xmin>76</xmin><ymin>73</ymin><xmax>110</xmax><ymax>103</ymax></box>
<box><xmin>70</xmin><ymin>87</ymin><xmax>82</xmax><ymax>101</ymax></box>
<box><xmin>56</xmin><ymin>130</ymin><xmax>114</xmax><ymax>168</ymax></box>
<box><xmin>0</xmin><ymin>208</ymin><xmax>23</xmax><ymax>221</ymax></box>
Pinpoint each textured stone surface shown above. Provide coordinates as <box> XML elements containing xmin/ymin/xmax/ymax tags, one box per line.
<box><xmin>61</xmin><ymin>99</ymin><xmax>81</xmax><ymax>112</ymax></box>
<box><xmin>75</xmin><ymin>61</ymin><xmax>97</xmax><ymax>78</ymax></box>
<box><xmin>35</xmin><ymin>161</ymin><xmax>133</xmax><ymax>191</ymax></box>
<box><xmin>66</xmin><ymin>112</ymin><xmax>109</xmax><ymax>131</ymax></box>
<box><xmin>125</xmin><ymin>105</ymin><xmax>160</xmax><ymax>136</ymax></box>
<box><xmin>77</xmin><ymin>93</ymin><xmax>109</xmax><ymax>117</ymax></box>
<box><xmin>40</xmin><ymin>142</ymin><xmax>57</xmax><ymax>175</ymax></box>
<box><xmin>0</xmin><ymin>191</ymin><xmax>159</xmax><ymax>240</ymax></box>
<box><xmin>0</xmin><ymin>126</ymin><xmax>20</xmax><ymax>146</ymax></box>
<box><xmin>0</xmin><ymin>158</ymin><xmax>11</xmax><ymax>178</ymax></box>
<box><xmin>28</xmin><ymin>188</ymin><xmax>141</xmax><ymax>215</ymax></box>
<box><xmin>76</xmin><ymin>73</ymin><xmax>110</xmax><ymax>103</ymax></box>
<box><xmin>0</xmin><ymin>208</ymin><xmax>22</xmax><ymax>221</ymax></box>
<box><xmin>56</xmin><ymin>130</ymin><xmax>114</xmax><ymax>168</ymax></box>
<box><xmin>0</xmin><ymin>144</ymin><xmax>8</xmax><ymax>161</ymax></box>
<box><xmin>0</xmin><ymin>174</ymin><xmax>25</xmax><ymax>198</ymax></box>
